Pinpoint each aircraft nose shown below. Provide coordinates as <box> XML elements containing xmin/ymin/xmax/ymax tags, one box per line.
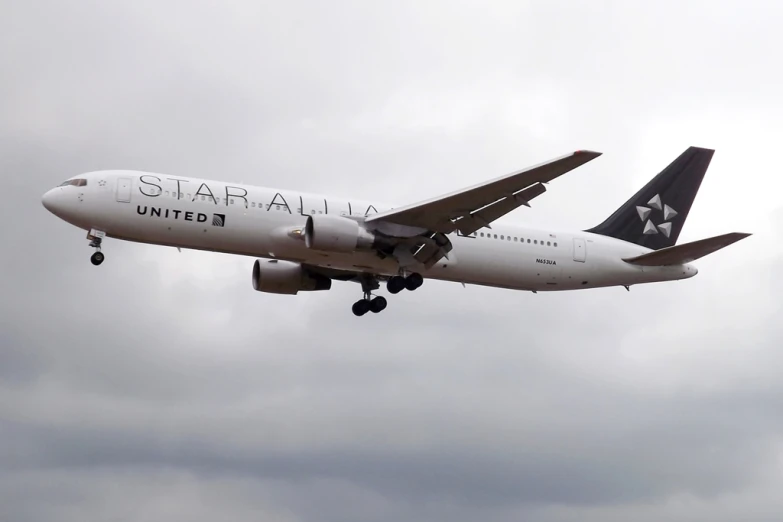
<box><xmin>41</xmin><ymin>187</ymin><xmax>61</xmax><ymax>213</ymax></box>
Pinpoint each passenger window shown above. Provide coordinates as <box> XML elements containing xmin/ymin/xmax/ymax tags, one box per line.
<box><xmin>547</xmin><ymin>241</ymin><xmax>551</xmax><ymax>246</ymax></box>
<box><xmin>230</xmin><ymin>199</ymin><xmax>235</xmax><ymax>204</ymax></box>
<box><xmin>534</xmin><ymin>240</ymin><xmax>538</xmax><ymax>244</ymax></box>
<box><xmin>251</xmin><ymin>202</ymin><xmax>255</xmax><ymax>207</ymax></box>
<box><xmin>554</xmin><ymin>242</ymin><xmax>558</xmax><ymax>247</ymax></box>
<box><xmin>508</xmin><ymin>236</ymin><xmax>511</xmax><ymax>241</ymax></box>
<box><xmin>165</xmin><ymin>191</ymin><xmax>169</xmax><ymax>196</ymax></box>
<box><xmin>500</xmin><ymin>235</ymin><xmax>504</xmax><ymax>240</ymax></box>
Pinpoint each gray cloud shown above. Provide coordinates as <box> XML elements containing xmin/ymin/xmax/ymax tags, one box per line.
<box><xmin>2</xmin><ymin>0</ymin><xmax>782</xmax><ymax>521</ymax></box>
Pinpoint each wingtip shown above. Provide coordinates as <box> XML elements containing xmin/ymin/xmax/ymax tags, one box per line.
<box><xmin>575</xmin><ymin>149</ymin><xmax>602</xmax><ymax>158</ymax></box>
<box><xmin>721</xmin><ymin>232</ymin><xmax>752</xmax><ymax>244</ymax></box>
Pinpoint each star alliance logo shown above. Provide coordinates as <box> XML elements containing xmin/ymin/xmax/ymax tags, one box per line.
<box><xmin>212</xmin><ymin>213</ymin><xmax>225</xmax><ymax>227</ymax></box>
<box><xmin>636</xmin><ymin>194</ymin><xmax>677</xmax><ymax>238</ymax></box>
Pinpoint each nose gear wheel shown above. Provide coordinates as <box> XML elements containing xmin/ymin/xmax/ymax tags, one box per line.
<box><xmin>88</xmin><ymin>231</ymin><xmax>106</xmax><ymax>266</ymax></box>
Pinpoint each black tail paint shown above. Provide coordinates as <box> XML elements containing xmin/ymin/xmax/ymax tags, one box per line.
<box><xmin>586</xmin><ymin>146</ymin><xmax>714</xmax><ymax>250</ymax></box>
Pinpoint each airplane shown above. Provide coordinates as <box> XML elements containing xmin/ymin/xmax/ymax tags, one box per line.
<box><xmin>42</xmin><ymin>146</ymin><xmax>750</xmax><ymax>316</ymax></box>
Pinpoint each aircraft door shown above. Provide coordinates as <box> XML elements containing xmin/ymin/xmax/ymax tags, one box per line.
<box><xmin>573</xmin><ymin>238</ymin><xmax>586</xmax><ymax>262</ymax></box>
<box><xmin>116</xmin><ymin>177</ymin><xmax>132</xmax><ymax>203</ymax></box>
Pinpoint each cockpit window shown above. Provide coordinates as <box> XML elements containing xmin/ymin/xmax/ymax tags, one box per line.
<box><xmin>59</xmin><ymin>179</ymin><xmax>87</xmax><ymax>187</ymax></box>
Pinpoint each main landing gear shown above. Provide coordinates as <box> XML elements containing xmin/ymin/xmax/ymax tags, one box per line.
<box><xmin>386</xmin><ymin>273</ymin><xmax>423</xmax><ymax>294</ymax></box>
<box><xmin>352</xmin><ymin>275</ymin><xmax>386</xmax><ymax>317</ymax></box>
<box><xmin>351</xmin><ymin>272</ymin><xmax>424</xmax><ymax>317</ymax></box>
<box><xmin>88</xmin><ymin>230</ymin><xmax>105</xmax><ymax>266</ymax></box>
<box><xmin>351</xmin><ymin>294</ymin><xmax>387</xmax><ymax>316</ymax></box>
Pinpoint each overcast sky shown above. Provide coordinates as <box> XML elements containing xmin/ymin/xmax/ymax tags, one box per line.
<box><xmin>2</xmin><ymin>1</ymin><xmax>782</xmax><ymax>521</ymax></box>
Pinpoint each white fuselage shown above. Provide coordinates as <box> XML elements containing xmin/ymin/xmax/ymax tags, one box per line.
<box><xmin>42</xmin><ymin>170</ymin><xmax>698</xmax><ymax>291</ymax></box>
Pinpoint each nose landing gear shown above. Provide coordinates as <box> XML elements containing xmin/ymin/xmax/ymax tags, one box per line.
<box><xmin>88</xmin><ymin>229</ymin><xmax>105</xmax><ymax>266</ymax></box>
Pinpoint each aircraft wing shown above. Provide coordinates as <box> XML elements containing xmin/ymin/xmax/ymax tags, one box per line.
<box><xmin>365</xmin><ymin>150</ymin><xmax>602</xmax><ymax>235</ymax></box>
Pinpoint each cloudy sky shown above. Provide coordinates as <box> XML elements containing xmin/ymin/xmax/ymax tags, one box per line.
<box><xmin>2</xmin><ymin>1</ymin><xmax>782</xmax><ymax>520</ymax></box>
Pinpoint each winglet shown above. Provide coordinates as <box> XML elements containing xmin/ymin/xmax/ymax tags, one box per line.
<box><xmin>623</xmin><ymin>232</ymin><xmax>751</xmax><ymax>266</ymax></box>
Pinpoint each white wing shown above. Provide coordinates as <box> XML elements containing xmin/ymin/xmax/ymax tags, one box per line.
<box><xmin>366</xmin><ymin>150</ymin><xmax>602</xmax><ymax>235</ymax></box>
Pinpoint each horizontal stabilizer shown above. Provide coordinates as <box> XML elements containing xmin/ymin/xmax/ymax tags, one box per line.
<box><xmin>623</xmin><ymin>232</ymin><xmax>751</xmax><ymax>266</ymax></box>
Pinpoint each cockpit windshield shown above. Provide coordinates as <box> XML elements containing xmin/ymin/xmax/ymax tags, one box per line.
<box><xmin>59</xmin><ymin>179</ymin><xmax>87</xmax><ymax>187</ymax></box>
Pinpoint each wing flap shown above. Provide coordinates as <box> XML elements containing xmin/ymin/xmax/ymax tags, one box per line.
<box><xmin>411</xmin><ymin>231</ymin><xmax>453</xmax><ymax>268</ymax></box>
<box><xmin>366</xmin><ymin>150</ymin><xmax>601</xmax><ymax>233</ymax></box>
<box><xmin>623</xmin><ymin>232</ymin><xmax>751</xmax><ymax>266</ymax></box>
<box><xmin>454</xmin><ymin>182</ymin><xmax>547</xmax><ymax>235</ymax></box>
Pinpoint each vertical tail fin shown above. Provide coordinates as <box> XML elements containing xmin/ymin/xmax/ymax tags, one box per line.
<box><xmin>586</xmin><ymin>146</ymin><xmax>713</xmax><ymax>250</ymax></box>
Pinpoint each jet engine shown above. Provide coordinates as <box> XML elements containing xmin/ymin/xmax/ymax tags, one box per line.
<box><xmin>252</xmin><ymin>259</ymin><xmax>331</xmax><ymax>295</ymax></box>
<box><xmin>304</xmin><ymin>214</ymin><xmax>389</xmax><ymax>253</ymax></box>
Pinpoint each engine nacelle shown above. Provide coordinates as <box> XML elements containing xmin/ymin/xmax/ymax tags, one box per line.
<box><xmin>252</xmin><ymin>259</ymin><xmax>331</xmax><ymax>295</ymax></box>
<box><xmin>304</xmin><ymin>214</ymin><xmax>385</xmax><ymax>253</ymax></box>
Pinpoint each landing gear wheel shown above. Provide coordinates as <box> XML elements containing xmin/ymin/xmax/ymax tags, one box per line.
<box><xmin>387</xmin><ymin>276</ymin><xmax>406</xmax><ymax>294</ymax></box>
<box><xmin>88</xmin><ymin>231</ymin><xmax>105</xmax><ymax>266</ymax></box>
<box><xmin>370</xmin><ymin>296</ymin><xmax>387</xmax><ymax>313</ymax></box>
<box><xmin>405</xmin><ymin>272</ymin><xmax>423</xmax><ymax>291</ymax></box>
<box><xmin>352</xmin><ymin>299</ymin><xmax>371</xmax><ymax>317</ymax></box>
